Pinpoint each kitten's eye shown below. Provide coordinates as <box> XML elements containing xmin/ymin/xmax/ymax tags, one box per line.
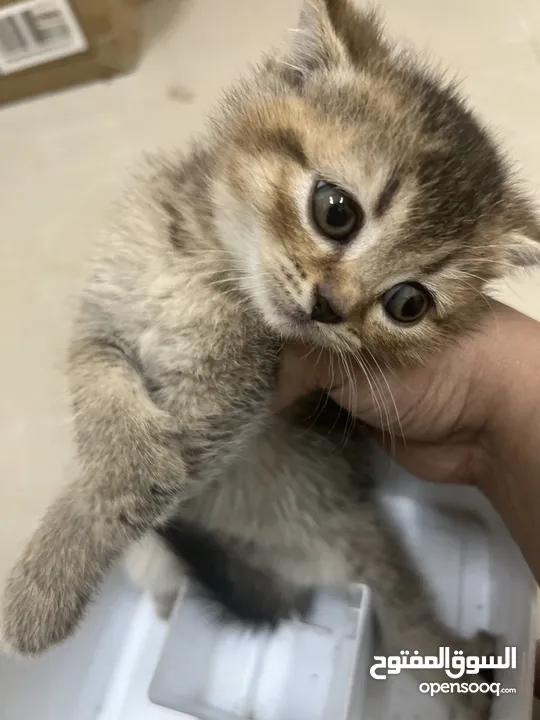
<box><xmin>381</xmin><ymin>282</ymin><xmax>431</xmax><ymax>324</ymax></box>
<box><xmin>311</xmin><ymin>180</ymin><xmax>362</xmax><ymax>242</ymax></box>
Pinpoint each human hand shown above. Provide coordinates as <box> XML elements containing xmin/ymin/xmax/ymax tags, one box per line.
<box><xmin>276</xmin><ymin>303</ymin><xmax>515</xmax><ymax>487</ymax></box>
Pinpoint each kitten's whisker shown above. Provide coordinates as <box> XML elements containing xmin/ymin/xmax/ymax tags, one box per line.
<box><xmin>345</xmin><ymin>349</ymin><xmax>386</xmax><ymax>446</ymax></box>
<box><xmin>277</xmin><ymin>60</ymin><xmax>305</xmax><ymax>76</ymax></box>
<box><xmin>341</xmin><ymin>337</ymin><xmax>395</xmax><ymax>452</ymax></box>
<box><xmin>326</xmin><ymin>351</ymin><xmax>336</xmax><ymax>421</ymax></box>
<box><xmin>286</xmin><ymin>27</ymin><xmax>312</xmax><ymax>36</ymax></box>
<box><xmin>341</xmin><ymin>351</ymin><xmax>359</xmax><ymax>447</ymax></box>
<box><xmin>301</xmin><ymin>345</ymin><xmax>332</xmax><ymax>436</ymax></box>
<box><xmin>364</xmin><ymin>346</ymin><xmax>405</xmax><ymax>449</ymax></box>
<box><xmin>361</xmin><ymin>355</ymin><xmax>395</xmax><ymax>455</ymax></box>
<box><xmin>444</xmin><ymin>273</ymin><xmax>495</xmax><ymax>314</ymax></box>
<box><xmin>335</xmin><ymin>348</ymin><xmax>353</xmax><ymax>445</ymax></box>
<box><xmin>325</xmin><ymin>349</ymin><xmax>346</xmax><ymax>439</ymax></box>
<box><xmin>451</xmin><ymin>271</ymin><xmax>486</xmax><ymax>283</ymax></box>
<box><xmin>300</xmin><ymin>344</ymin><xmax>318</xmax><ymax>363</ymax></box>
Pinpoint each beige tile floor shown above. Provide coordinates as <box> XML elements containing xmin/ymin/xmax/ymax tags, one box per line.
<box><xmin>1</xmin><ymin>0</ymin><xmax>540</xmax><ymax>709</ymax></box>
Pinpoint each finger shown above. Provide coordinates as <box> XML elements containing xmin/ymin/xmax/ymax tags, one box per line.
<box><xmin>274</xmin><ymin>344</ymin><xmax>323</xmax><ymax>410</ymax></box>
<box><xmin>274</xmin><ymin>344</ymin><xmax>345</xmax><ymax>411</ymax></box>
<box><xmin>370</xmin><ymin>431</ymin><xmax>476</xmax><ymax>485</ymax></box>
<box><xmin>329</xmin><ymin>368</ymin><xmax>406</xmax><ymax>425</ymax></box>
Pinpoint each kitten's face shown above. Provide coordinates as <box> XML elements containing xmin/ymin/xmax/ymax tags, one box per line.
<box><xmin>213</xmin><ymin>0</ymin><xmax>540</xmax><ymax>365</ymax></box>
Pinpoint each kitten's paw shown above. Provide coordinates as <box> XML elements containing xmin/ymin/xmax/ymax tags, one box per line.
<box><xmin>2</xmin><ymin>558</ymin><xmax>90</xmax><ymax>656</ymax></box>
<box><xmin>1</xmin><ymin>498</ymin><xmax>110</xmax><ymax>655</ymax></box>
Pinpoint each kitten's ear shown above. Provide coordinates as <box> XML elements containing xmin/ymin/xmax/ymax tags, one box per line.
<box><xmin>281</xmin><ymin>0</ymin><xmax>388</xmax><ymax>76</ymax></box>
<box><xmin>505</xmin><ymin>208</ymin><xmax>540</xmax><ymax>267</ymax></box>
<box><xmin>507</xmin><ymin>232</ymin><xmax>540</xmax><ymax>267</ymax></box>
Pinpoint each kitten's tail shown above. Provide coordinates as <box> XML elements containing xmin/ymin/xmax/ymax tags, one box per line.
<box><xmin>157</xmin><ymin>519</ymin><xmax>313</xmax><ymax>628</ymax></box>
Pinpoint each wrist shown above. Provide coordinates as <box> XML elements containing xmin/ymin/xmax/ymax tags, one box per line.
<box><xmin>471</xmin><ymin>302</ymin><xmax>540</xmax><ymax>490</ymax></box>
<box><xmin>466</xmin><ymin>301</ymin><xmax>540</xmax><ymax>581</ymax></box>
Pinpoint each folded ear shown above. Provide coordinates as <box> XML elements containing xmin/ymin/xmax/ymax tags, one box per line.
<box><xmin>505</xmin><ymin>206</ymin><xmax>540</xmax><ymax>267</ymax></box>
<box><xmin>281</xmin><ymin>0</ymin><xmax>388</xmax><ymax>77</ymax></box>
<box><xmin>507</xmin><ymin>231</ymin><xmax>540</xmax><ymax>267</ymax></box>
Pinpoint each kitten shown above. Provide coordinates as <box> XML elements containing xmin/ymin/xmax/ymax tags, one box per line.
<box><xmin>3</xmin><ymin>1</ymin><xmax>539</xmax><ymax>717</ymax></box>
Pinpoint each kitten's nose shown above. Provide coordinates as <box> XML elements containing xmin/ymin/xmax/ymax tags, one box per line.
<box><xmin>310</xmin><ymin>286</ymin><xmax>344</xmax><ymax>324</ymax></box>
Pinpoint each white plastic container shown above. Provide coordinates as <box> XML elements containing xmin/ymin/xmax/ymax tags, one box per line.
<box><xmin>0</xmin><ymin>457</ymin><xmax>535</xmax><ymax>720</ymax></box>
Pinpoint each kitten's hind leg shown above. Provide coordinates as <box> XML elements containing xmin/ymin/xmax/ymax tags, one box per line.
<box><xmin>348</xmin><ymin>506</ymin><xmax>496</xmax><ymax>719</ymax></box>
<box><xmin>124</xmin><ymin>532</ymin><xmax>186</xmax><ymax>619</ymax></box>
<box><xmin>2</xmin><ymin>341</ymin><xmax>187</xmax><ymax>656</ymax></box>
<box><xmin>377</xmin><ymin>599</ymin><xmax>495</xmax><ymax>719</ymax></box>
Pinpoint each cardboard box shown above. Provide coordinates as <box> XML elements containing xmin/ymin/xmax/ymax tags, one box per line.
<box><xmin>0</xmin><ymin>0</ymin><xmax>141</xmax><ymax>106</ymax></box>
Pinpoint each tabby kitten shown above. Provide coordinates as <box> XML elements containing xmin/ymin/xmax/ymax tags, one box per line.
<box><xmin>3</xmin><ymin>1</ymin><xmax>539</xmax><ymax>718</ymax></box>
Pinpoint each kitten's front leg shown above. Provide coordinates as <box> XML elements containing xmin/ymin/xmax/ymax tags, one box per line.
<box><xmin>1</xmin><ymin>336</ymin><xmax>274</xmax><ymax>656</ymax></box>
<box><xmin>1</xmin><ymin>340</ymin><xmax>187</xmax><ymax>656</ymax></box>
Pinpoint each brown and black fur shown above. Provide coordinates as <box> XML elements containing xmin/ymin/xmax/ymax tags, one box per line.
<box><xmin>3</xmin><ymin>2</ymin><xmax>539</xmax><ymax>718</ymax></box>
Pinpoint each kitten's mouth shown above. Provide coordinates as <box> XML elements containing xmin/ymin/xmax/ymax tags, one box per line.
<box><xmin>260</xmin><ymin>285</ymin><xmax>352</xmax><ymax>348</ymax></box>
<box><xmin>266</xmin><ymin>296</ymin><xmax>337</xmax><ymax>346</ymax></box>
<box><xmin>264</xmin><ymin>296</ymin><xmax>357</xmax><ymax>353</ymax></box>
